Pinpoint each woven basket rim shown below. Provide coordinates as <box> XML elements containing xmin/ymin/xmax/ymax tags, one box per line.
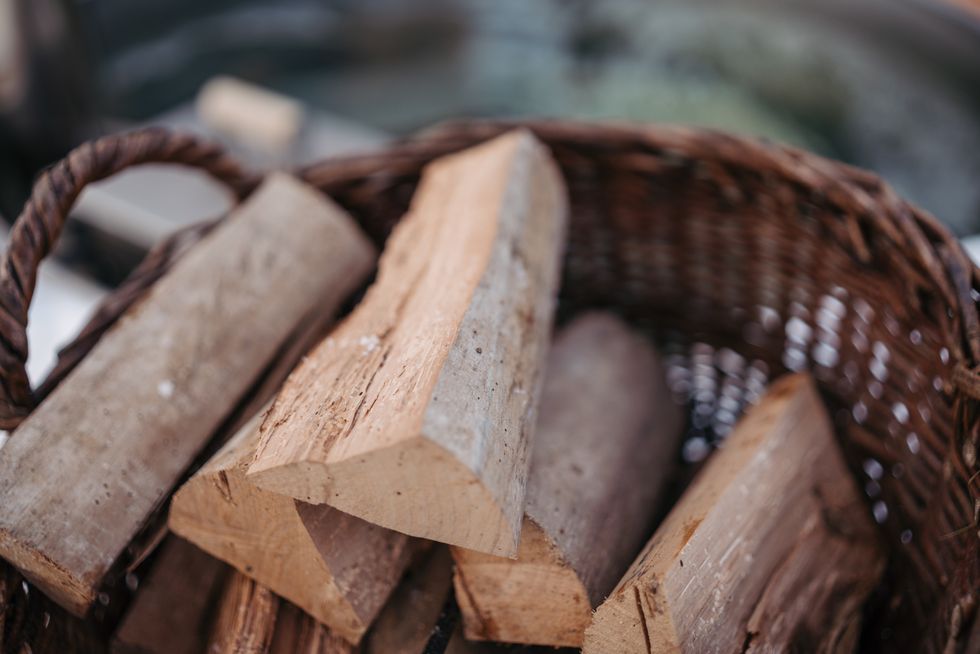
<box><xmin>0</xmin><ymin>120</ymin><xmax>976</xmax><ymax>652</ymax></box>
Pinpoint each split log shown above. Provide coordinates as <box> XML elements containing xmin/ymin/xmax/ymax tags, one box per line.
<box><xmin>452</xmin><ymin>313</ymin><xmax>681</xmax><ymax>647</ymax></box>
<box><xmin>112</xmin><ymin>538</ymin><xmax>228</xmax><ymax>654</ymax></box>
<box><xmin>209</xmin><ymin>546</ymin><xmax>455</xmax><ymax>654</ymax></box>
<box><xmin>207</xmin><ymin>573</ymin><xmax>279</xmax><ymax>654</ymax></box>
<box><xmin>0</xmin><ymin>173</ymin><xmax>376</xmax><ymax>615</ymax></box>
<box><xmin>363</xmin><ymin>546</ymin><xmax>455</xmax><ymax>654</ymax></box>
<box><xmin>248</xmin><ymin>130</ymin><xmax>568</xmax><ymax>556</ymax></box>
<box><xmin>197</xmin><ymin>76</ymin><xmax>305</xmax><ymax>157</ymax></box>
<box><xmin>269</xmin><ymin>601</ymin><xmax>356</xmax><ymax>654</ymax></box>
<box><xmin>170</xmin><ymin>407</ymin><xmax>417</xmax><ymax>644</ymax></box>
<box><xmin>208</xmin><ymin>572</ymin><xmax>357</xmax><ymax>654</ymax></box>
<box><xmin>583</xmin><ymin>373</ymin><xmax>885</xmax><ymax>654</ymax></box>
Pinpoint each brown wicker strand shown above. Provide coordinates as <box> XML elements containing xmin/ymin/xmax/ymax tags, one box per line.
<box><xmin>0</xmin><ymin>128</ymin><xmax>260</xmax><ymax>430</ymax></box>
<box><xmin>0</xmin><ymin>122</ymin><xmax>976</xmax><ymax>652</ymax></box>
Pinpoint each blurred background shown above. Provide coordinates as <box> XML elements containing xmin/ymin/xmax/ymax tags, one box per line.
<box><xmin>2</xmin><ymin>0</ymin><xmax>980</xmax><ymax>387</ymax></box>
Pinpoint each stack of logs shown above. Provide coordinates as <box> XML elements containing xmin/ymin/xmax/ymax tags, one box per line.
<box><xmin>0</xmin><ymin>131</ymin><xmax>885</xmax><ymax>653</ymax></box>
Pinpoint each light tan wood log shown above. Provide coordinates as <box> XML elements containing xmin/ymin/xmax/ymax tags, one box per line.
<box><xmin>583</xmin><ymin>373</ymin><xmax>885</xmax><ymax>654</ymax></box>
<box><xmin>170</xmin><ymin>406</ymin><xmax>417</xmax><ymax>644</ymax></box>
<box><xmin>248</xmin><ymin>130</ymin><xmax>568</xmax><ymax>556</ymax></box>
<box><xmin>197</xmin><ymin>76</ymin><xmax>304</xmax><ymax>156</ymax></box>
<box><xmin>112</xmin><ymin>538</ymin><xmax>229</xmax><ymax>654</ymax></box>
<box><xmin>0</xmin><ymin>173</ymin><xmax>376</xmax><ymax>615</ymax></box>
<box><xmin>362</xmin><ymin>545</ymin><xmax>455</xmax><ymax>654</ymax></box>
<box><xmin>451</xmin><ymin>313</ymin><xmax>681</xmax><ymax>647</ymax></box>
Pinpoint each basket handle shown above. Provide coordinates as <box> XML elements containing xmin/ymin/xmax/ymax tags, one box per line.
<box><xmin>0</xmin><ymin>128</ymin><xmax>259</xmax><ymax>430</ymax></box>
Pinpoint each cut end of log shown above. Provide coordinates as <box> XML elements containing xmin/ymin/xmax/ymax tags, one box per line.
<box><xmin>583</xmin><ymin>583</ymin><xmax>679</xmax><ymax>654</ymax></box>
<box><xmin>248</xmin><ymin>129</ymin><xmax>566</xmax><ymax>557</ymax></box>
<box><xmin>0</xmin><ymin>171</ymin><xmax>377</xmax><ymax>617</ymax></box>
<box><xmin>169</xmin><ymin>470</ymin><xmax>367</xmax><ymax>643</ymax></box>
<box><xmin>248</xmin><ymin>435</ymin><xmax>521</xmax><ymax>557</ymax></box>
<box><xmin>0</xmin><ymin>528</ymin><xmax>94</xmax><ymax>616</ymax></box>
<box><xmin>170</xmin><ymin>409</ymin><xmax>413</xmax><ymax>644</ymax></box>
<box><xmin>453</xmin><ymin>518</ymin><xmax>591</xmax><ymax>647</ymax></box>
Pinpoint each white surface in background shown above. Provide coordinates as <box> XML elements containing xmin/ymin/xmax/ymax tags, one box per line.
<box><xmin>70</xmin><ymin>87</ymin><xmax>387</xmax><ymax>253</ymax></box>
<box><xmin>28</xmin><ymin>262</ymin><xmax>107</xmax><ymax>384</ymax></box>
<box><xmin>72</xmin><ymin>165</ymin><xmax>234</xmax><ymax>250</ymax></box>
<box><xmin>962</xmin><ymin>235</ymin><xmax>980</xmax><ymax>266</ymax></box>
<box><xmin>0</xmin><ymin>241</ymin><xmax>106</xmax><ymax>447</ymax></box>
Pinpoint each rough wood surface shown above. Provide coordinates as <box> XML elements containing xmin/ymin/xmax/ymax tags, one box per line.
<box><xmin>452</xmin><ymin>313</ymin><xmax>681</xmax><ymax>647</ymax></box>
<box><xmin>170</xmin><ymin>407</ymin><xmax>416</xmax><ymax>644</ymax></box>
<box><xmin>362</xmin><ymin>546</ymin><xmax>455</xmax><ymax>654</ymax></box>
<box><xmin>583</xmin><ymin>374</ymin><xmax>885</xmax><ymax>654</ymax></box>
<box><xmin>0</xmin><ymin>172</ymin><xmax>376</xmax><ymax>615</ymax></box>
<box><xmin>2</xmin><ymin>299</ymin><xmax>345</xmax><ymax>654</ymax></box>
<box><xmin>208</xmin><ymin>572</ymin><xmax>356</xmax><ymax>654</ymax></box>
<box><xmin>248</xmin><ymin>130</ymin><xmax>568</xmax><ymax>556</ymax></box>
<box><xmin>207</xmin><ymin>573</ymin><xmax>279</xmax><ymax>654</ymax></box>
<box><xmin>0</xmin><ymin>561</ymin><xmax>104</xmax><ymax>654</ymax></box>
<box><xmin>269</xmin><ymin>601</ymin><xmax>356</xmax><ymax>654</ymax></box>
<box><xmin>111</xmin><ymin>538</ymin><xmax>228</xmax><ymax>654</ymax></box>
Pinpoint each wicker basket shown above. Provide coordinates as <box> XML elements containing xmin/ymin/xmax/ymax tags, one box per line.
<box><xmin>0</xmin><ymin>122</ymin><xmax>976</xmax><ymax>653</ymax></box>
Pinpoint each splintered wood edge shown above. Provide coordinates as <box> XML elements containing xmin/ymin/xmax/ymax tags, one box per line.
<box><xmin>452</xmin><ymin>518</ymin><xmax>591</xmax><ymax>647</ymax></box>
<box><xmin>248</xmin><ymin>435</ymin><xmax>520</xmax><ymax>557</ymax></box>
<box><xmin>0</xmin><ymin>172</ymin><xmax>377</xmax><ymax>618</ymax></box>
<box><xmin>208</xmin><ymin>573</ymin><xmax>279</xmax><ymax>653</ymax></box>
<box><xmin>583</xmin><ymin>375</ymin><xmax>855</xmax><ymax>653</ymax></box>
<box><xmin>247</xmin><ymin>130</ymin><xmax>565</xmax><ymax>557</ymax></box>
<box><xmin>0</xmin><ymin>528</ymin><xmax>94</xmax><ymax>615</ymax></box>
<box><xmin>169</xmin><ymin>416</ymin><xmax>370</xmax><ymax>643</ymax></box>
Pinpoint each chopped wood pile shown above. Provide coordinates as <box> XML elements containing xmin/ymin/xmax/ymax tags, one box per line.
<box><xmin>0</xmin><ymin>131</ymin><xmax>887</xmax><ymax>653</ymax></box>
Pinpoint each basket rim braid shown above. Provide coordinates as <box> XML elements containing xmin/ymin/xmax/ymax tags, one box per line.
<box><xmin>0</xmin><ymin>121</ymin><xmax>976</xmax><ymax>653</ymax></box>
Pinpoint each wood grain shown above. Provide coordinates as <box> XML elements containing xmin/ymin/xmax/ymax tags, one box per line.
<box><xmin>207</xmin><ymin>573</ymin><xmax>279</xmax><ymax>654</ymax></box>
<box><xmin>583</xmin><ymin>374</ymin><xmax>885</xmax><ymax>654</ymax></box>
<box><xmin>170</xmin><ymin>407</ymin><xmax>416</xmax><ymax>644</ymax></box>
<box><xmin>208</xmin><ymin>572</ymin><xmax>356</xmax><ymax>654</ymax></box>
<box><xmin>269</xmin><ymin>601</ymin><xmax>356</xmax><ymax>654</ymax></box>
<box><xmin>248</xmin><ymin>130</ymin><xmax>568</xmax><ymax>556</ymax></box>
<box><xmin>452</xmin><ymin>313</ymin><xmax>681</xmax><ymax>647</ymax></box>
<box><xmin>0</xmin><ymin>173</ymin><xmax>376</xmax><ymax>615</ymax></box>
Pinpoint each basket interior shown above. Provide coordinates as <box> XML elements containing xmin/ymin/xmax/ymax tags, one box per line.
<box><xmin>296</xmin><ymin>123</ymin><xmax>978</xmax><ymax>651</ymax></box>
<box><xmin>4</xmin><ymin>123</ymin><xmax>974</xmax><ymax>653</ymax></box>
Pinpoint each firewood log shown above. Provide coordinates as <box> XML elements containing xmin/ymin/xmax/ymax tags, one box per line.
<box><xmin>0</xmin><ymin>173</ymin><xmax>375</xmax><ymax>614</ymax></box>
<box><xmin>584</xmin><ymin>374</ymin><xmax>885</xmax><ymax>654</ymax></box>
<box><xmin>452</xmin><ymin>313</ymin><xmax>681</xmax><ymax>647</ymax></box>
<box><xmin>248</xmin><ymin>131</ymin><xmax>568</xmax><ymax>556</ymax></box>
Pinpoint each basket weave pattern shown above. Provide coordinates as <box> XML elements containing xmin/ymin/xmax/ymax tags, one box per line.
<box><xmin>0</xmin><ymin>122</ymin><xmax>976</xmax><ymax>652</ymax></box>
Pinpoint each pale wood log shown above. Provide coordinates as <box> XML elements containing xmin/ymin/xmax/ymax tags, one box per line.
<box><xmin>0</xmin><ymin>173</ymin><xmax>376</xmax><ymax>615</ymax></box>
<box><xmin>112</xmin><ymin>538</ymin><xmax>228</xmax><ymax>654</ymax></box>
<box><xmin>362</xmin><ymin>545</ymin><xmax>455</xmax><ymax>654</ymax></box>
<box><xmin>170</xmin><ymin>406</ymin><xmax>417</xmax><ymax>644</ymax></box>
<box><xmin>452</xmin><ymin>312</ymin><xmax>681</xmax><ymax>647</ymax></box>
<box><xmin>248</xmin><ymin>130</ymin><xmax>568</xmax><ymax>556</ymax></box>
<box><xmin>583</xmin><ymin>373</ymin><xmax>885</xmax><ymax>654</ymax></box>
<box><xmin>197</xmin><ymin>76</ymin><xmax>304</xmax><ymax>156</ymax></box>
